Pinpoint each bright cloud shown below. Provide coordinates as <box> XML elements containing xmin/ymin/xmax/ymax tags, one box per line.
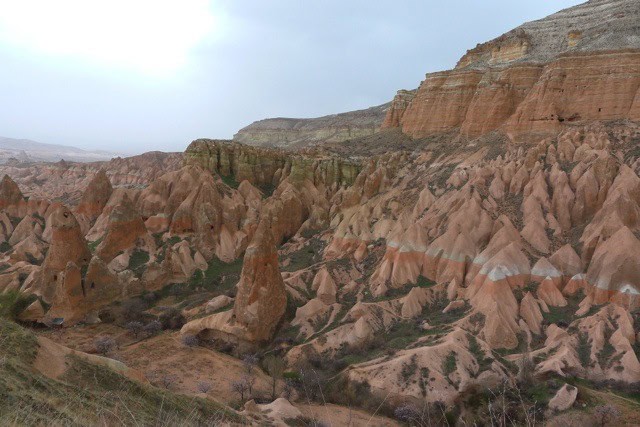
<box><xmin>0</xmin><ymin>0</ymin><xmax>216</xmax><ymax>76</ymax></box>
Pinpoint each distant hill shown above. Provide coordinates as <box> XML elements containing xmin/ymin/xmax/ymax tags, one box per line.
<box><xmin>0</xmin><ymin>136</ymin><xmax>120</xmax><ymax>163</ymax></box>
<box><xmin>233</xmin><ymin>103</ymin><xmax>390</xmax><ymax>148</ymax></box>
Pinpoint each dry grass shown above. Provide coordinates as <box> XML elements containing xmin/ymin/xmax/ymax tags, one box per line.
<box><xmin>0</xmin><ymin>319</ymin><xmax>241</xmax><ymax>426</ymax></box>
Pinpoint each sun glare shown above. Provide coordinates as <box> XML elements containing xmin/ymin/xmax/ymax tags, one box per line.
<box><xmin>0</xmin><ymin>0</ymin><xmax>216</xmax><ymax>76</ymax></box>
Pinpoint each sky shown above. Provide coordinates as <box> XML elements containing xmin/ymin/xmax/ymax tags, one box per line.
<box><xmin>0</xmin><ymin>0</ymin><xmax>583</xmax><ymax>155</ymax></box>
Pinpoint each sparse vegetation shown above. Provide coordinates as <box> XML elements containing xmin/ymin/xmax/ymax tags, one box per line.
<box><xmin>0</xmin><ymin>319</ymin><xmax>239</xmax><ymax>424</ymax></box>
<box><xmin>220</xmin><ymin>173</ymin><xmax>239</xmax><ymax>189</ymax></box>
<box><xmin>87</xmin><ymin>237</ymin><xmax>103</xmax><ymax>253</ymax></box>
<box><xmin>0</xmin><ymin>291</ymin><xmax>36</xmax><ymax>320</ymax></box>
<box><xmin>593</xmin><ymin>404</ymin><xmax>621</xmax><ymax>427</ymax></box>
<box><xmin>577</xmin><ymin>332</ymin><xmax>592</xmax><ymax>366</ymax></box>
<box><xmin>197</xmin><ymin>381</ymin><xmax>212</xmax><ymax>394</ymax></box>
<box><xmin>129</xmin><ymin>249</ymin><xmax>150</xmax><ymax>275</ymax></box>
<box><xmin>264</xmin><ymin>353</ymin><xmax>285</xmax><ymax>400</ymax></box>
<box><xmin>94</xmin><ymin>336</ymin><xmax>117</xmax><ymax>355</ymax></box>
<box><xmin>182</xmin><ymin>334</ymin><xmax>199</xmax><ymax>348</ymax></box>
<box><xmin>0</xmin><ymin>241</ymin><xmax>11</xmax><ymax>253</ymax></box>
<box><xmin>125</xmin><ymin>321</ymin><xmax>144</xmax><ymax>338</ymax></box>
<box><xmin>442</xmin><ymin>352</ymin><xmax>457</xmax><ymax>377</ymax></box>
<box><xmin>467</xmin><ymin>334</ymin><xmax>493</xmax><ymax>373</ymax></box>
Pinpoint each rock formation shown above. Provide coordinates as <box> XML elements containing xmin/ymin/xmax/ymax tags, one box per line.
<box><xmin>233</xmin><ymin>103</ymin><xmax>389</xmax><ymax>148</ymax></box>
<box><xmin>38</xmin><ymin>206</ymin><xmax>91</xmax><ymax>303</ymax></box>
<box><xmin>232</xmin><ymin>218</ymin><xmax>287</xmax><ymax>342</ymax></box>
<box><xmin>381</xmin><ymin>0</ymin><xmax>640</xmax><ymax>140</ymax></box>
<box><xmin>75</xmin><ymin>169</ymin><xmax>113</xmax><ymax>222</ymax></box>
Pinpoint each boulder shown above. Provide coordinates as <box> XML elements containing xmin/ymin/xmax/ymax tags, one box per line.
<box><xmin>548</xmin><ymin>384</ymin><xmax>578</xmax><ymax>412</ymax></box>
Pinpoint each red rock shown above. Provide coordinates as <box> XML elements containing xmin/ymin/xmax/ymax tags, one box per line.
<box><xmin>38</xmin><ymin>206</ymin><xmax>91</xmax><ymax>303</ymax></box>
<box><xmin>75</xmin><ymin>169</ymin><xmax>113</xmax><ymax>222</ymax></box>
<box><xmin>0</xmin><ymin>174</ymin><xmax>24</xmax><ymax>212</ymax></box>
<box><xmin>232</xmin><ymin>219</ymin><xmax>287</xmax><ymax>342</ymax></box>
<box><xmin>96</xmin><ymin>194</ymin><xmax>151</xmax><ymax>263</ymax></box>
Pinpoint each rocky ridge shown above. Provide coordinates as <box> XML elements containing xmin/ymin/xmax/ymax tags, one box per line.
<box><xmin>382</xmin><ymin>0</ymin><xmax>640</xmax><ymax>140</ymax></box>
<box><xmin>233</xmin><ymin>103</ymin><xmax>389</xmax><ymax>149</ymax></box>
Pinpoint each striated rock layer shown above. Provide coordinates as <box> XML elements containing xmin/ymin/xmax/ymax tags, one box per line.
<box><xmin>382</xmin><ymin>0</ymin><xmax>640</xmax><ymax>140</ymax></box>
<box><xmin>233</xmin><ymin>104</ymin><xmax>389</xmax><ymax>149</ymax></box>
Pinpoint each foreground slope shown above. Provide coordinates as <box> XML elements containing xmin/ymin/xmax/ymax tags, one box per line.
<box><xmin>0</xmin><ymin>319</ymin><xmax>240</xmax><ymax>425</ymax></box>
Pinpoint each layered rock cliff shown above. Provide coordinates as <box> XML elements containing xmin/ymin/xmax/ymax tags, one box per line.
<box><xmin>233</xmin><ymin>103</ymin><xmax>389</xmax><ymax>148</ymax></box>
<box><xmin>184</xmin><ymin>139</ymin><xmax>362</xmax><ymax>189</ymax></box>
<box><xmin>383</xmin><ymin>0</ymin><xmax>640</xmax><ymax>140</ymax></box>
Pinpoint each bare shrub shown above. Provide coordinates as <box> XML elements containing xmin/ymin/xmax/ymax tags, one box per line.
<box><xmin>159</xmin><ymin>307</ymin><xmax>185</xmax><ymax>330</ymax></box>
<box><xmin>160</xmin><ymin>373</ymin><xmax>178</xmax><ymax>390</ymax></box>
<box><xmin>394</xmin><ymin>404</ymin><xmax>421</xmax><ymax>423</ymax></box>
<box><xmin>517</xmin><ymin>348</ymin><xmax>535</xmax><ymax>388</ymax></box>
<box><xmin>143</xmin><ymin>320</ymin><xmax>162</xmax><ymax>337</ymax></box>
<box><xmin>120</xmin><ymin>298</ymin><xmax>147</xmax><ymax>321</ymax></box>
<box><xmin>94</xmin><ymin>336</ymin><xmax>116</xmax><ymax>355</ymax></box>
<box><xmin>593</xmin><ymin>404</ymin><xmax>621</xmax><ymax>427</ymax></box>
<box><xmin>197</xmin><ymin>381</ymin><xmax>212</xmax><ymax>394</ymax></box>
<box><xmin>182</xmin><ymin>334</ymin><xmax>199</xmax><ymax>348</ymax></box>
<box><xmin>125</xmin><ymin>321</ymin><xmax>144</xmax><ymax>338</ymax></box>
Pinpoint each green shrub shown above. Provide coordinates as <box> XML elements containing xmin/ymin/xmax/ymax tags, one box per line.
<box><xmin>220</xmin><ymin>174</ymin><xmax>239</xmax><ymax>189</ymax></box>
<box><xmin>443</xmin><ymin>352</ymin><xmax>457</xmax><ymax>376</ymax></box>
<box><xmin>577</xmin><ymin>332</ymin><xmax>592</xmax><ymax>366</ymax></box>
<box><xmin>128</xmin><ymin>250</ymin><xmax>150</xmax><ymax>274</ymax></box>
<box><xmin>0</xmin><ymin>291</ymin><xmax>36</xmax><ymax>321</ymax></box>
<box><xmin>87</xmin><ymin>237</ymin><xmax>103</xmax><ymax>253</ymax></box>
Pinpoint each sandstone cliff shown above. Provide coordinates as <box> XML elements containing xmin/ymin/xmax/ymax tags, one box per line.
<box><xmin>233</xmin><ymin>103</ymin><xmax>389</xmax><ymax>148</ymax></box>
<box><xmin>382</xmin><ymin>0</ymin><xmax>640</xmax><ymax>140</ymax></box>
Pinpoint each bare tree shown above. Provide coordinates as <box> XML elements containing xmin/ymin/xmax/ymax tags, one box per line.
<box><xmin>593</xmin><ymin>405</ymin><xmax>621</xmax><ymax>427</ymax></box>
<box><xmin>242</xmin><ymin>353</ymin><xmax>258</xmax><ymax>396</ymax></box>
<box><xmin>230</xmin><ymin>378</ymin><xmax>249</xmax><ymax>402</ymax></box>
<box><xmin>486</xmin><ymin>379</ymin><xmax>539</xmax><ymax>427</ymax></box>
<box><xmin>264</xmin><ymin>354</ymin><xmax>285</xmax><ymax>400</ymax></box>
<box><xmin>125</xmin><ymin>321</ymin><xmax>144</xmax><ymax>338</ymax></box>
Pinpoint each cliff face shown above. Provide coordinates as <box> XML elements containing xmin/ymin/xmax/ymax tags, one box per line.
<box><xmin>383</xmin><ymin>0</ymin><xmax>640</xmax><ymax>140</ymax></box>
<box><xmin>184</xmin><ymin>139</ymin><xmax>362</xmax><ymax>189</ymax></box>
<box><xmin>233</xmin><ymin>103</ymin><xmax>389</xmax><ymax>148</ymax></box>
<box><xmin>456</xmin><ymin>0</ymin><xmax>640</xmax><ymax>70</ymax></box>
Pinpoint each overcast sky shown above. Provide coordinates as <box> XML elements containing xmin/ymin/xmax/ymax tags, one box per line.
<box><xmin>0</xmin><ymin>0</ymin><xmax>583</xmax><ymax>154</ymax></box>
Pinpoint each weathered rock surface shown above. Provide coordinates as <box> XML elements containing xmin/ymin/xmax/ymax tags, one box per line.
<box><xmin>38</xmin><ymin>206</ymin><xmax>91</xmax><ymax>303</ymax></box>
<box><xmin>233</xmin><ymin>103</ymin><xmax>389</xmax><ymax>148</ymax></box>
<box><xmin>382</xmin><ymin>0</ymin><xmax>640</xmax><ymax>140</ymax></box>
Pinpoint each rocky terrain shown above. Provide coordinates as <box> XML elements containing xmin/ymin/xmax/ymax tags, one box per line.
<box><xmin>233</xmin><ymin>103</ymin><xmax>390</xmax><ymax>148</ymax></box>
<box><xmin>382</xmin><ymin>0</ymin><xmax>640</xmax><ymax>141</ymax></box>
<box><xmin>2</xmin><ymin>0</ymin><xmax>640</xmax><ymax>425</ymax></box>
<box><xmin>0</xmin><ymin>151</ymin><xmax>182</xmax><ymax>203</ymax></box>
<box><xmin>0</xmin><ymin>136</ymin><xmax>120</xmax><ymax>163</ymax></box>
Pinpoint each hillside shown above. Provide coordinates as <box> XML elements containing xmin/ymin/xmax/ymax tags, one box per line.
<box><xmin>0</xmin><ymin>136</ymin><xmax>120</xmax><ymax>163</ymax></box>
<box><xmin>233</xmin><ymin>103</ymin><xmax>390</xmax><ymax>148</ymax></box>
<box><xmin>382</xmin><ymin>0</ymin><xmax>640</xmax><ymax>140</ymax></box>
<box><xmin>0</xmin><ymin>319</ymin><xmax>240</xmax><ymax>425</ymax></box>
